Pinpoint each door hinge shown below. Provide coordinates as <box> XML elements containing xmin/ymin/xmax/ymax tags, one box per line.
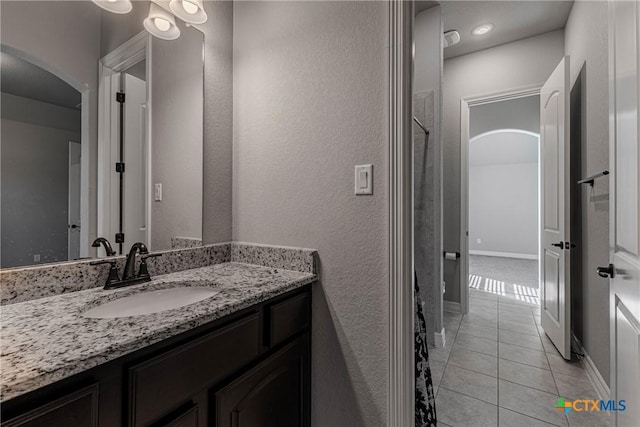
<box><xmin>115</xmin><ymin>162</ymin><xmax>125</xmax><ymax>173</ymax></box>
<box><xmin>116</xmin><ymin>92</ymin><xmax>125</xmax><ymax>103</ymax></box>
<box><xmin>115</xmin><ymin>233</ymin><xmax>125</xmax><ymax>244</ymax></box>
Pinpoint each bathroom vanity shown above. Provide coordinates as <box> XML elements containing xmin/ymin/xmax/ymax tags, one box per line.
<box><xmin>1</xmin><ymin>244</ymin><xmax>317</xmax><ymax>427</ymax></box>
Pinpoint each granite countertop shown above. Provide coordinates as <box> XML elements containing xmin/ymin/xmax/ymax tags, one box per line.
<box><xmin>1</xmin><ymin>262</ymin><xmax>316</xmax><ymax>402</ymax></box>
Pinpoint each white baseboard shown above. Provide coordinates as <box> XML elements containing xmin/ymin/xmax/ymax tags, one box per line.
<box><xmin>571</xmin><ymin>334</ymin><xmax>610</xmax><ymax>401</ymax></box>
<box><xmin>434</xmin><ymin>328</ymin><xmax>446</xmax><ymax>348</ymax></box>
<box><xmin>469</xmin><ymin>250</ymin><xmax>538</xmax><ymax>260</ymax></box>
<box><xmin>444</xmin><ymin>301</ymin><xmax>461</xmax><ymax>313</ymax></box>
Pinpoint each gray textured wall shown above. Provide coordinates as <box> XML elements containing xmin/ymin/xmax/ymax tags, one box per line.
<box><xmin>150</xmin><ymin>29</ymin><xmax>204</xmax><ymax>250</ymax></box>
<box><xmin>232</xmin><ymin>2</ymin><xmax>388</xmax><ymax>425</ymax></box>
<box><xmin>414</xmin><ymin>6</ymin><xmax>443</xmax><ymax>345</ymax></box>
<box><xmin>564</xmin><ymin>0</ymin><xmax>610</xmax><ymax>385</ymax></box>
<box><xmin>1</xmin><ymin>111</ymin><xmax>80</xmax><ymax>267</ymax></box>
<box><xmin>200</xmin><ymin>1</ymin><xmax>233</xmax><ymax>244</ymax></box>
<box><xmin>442</xmin><ymin>30</ymin><xmax>565</xmax><ymax>303</ymax></box>
<box><xmin>469</xmin><ymin>159</ymin><xmax>539</xmax><ymax>256</ymax></box>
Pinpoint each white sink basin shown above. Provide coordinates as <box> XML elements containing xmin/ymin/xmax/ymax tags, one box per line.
<box><xmin>83</xmin><ymin>287</ymin><xmax>219</xmax><ymax>319</ymax></box>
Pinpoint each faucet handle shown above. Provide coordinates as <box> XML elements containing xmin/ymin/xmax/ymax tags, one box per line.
<box><xmin>90</xmin><ymin>260</ymin><xmax>121</xmax><ymax>287</ymax></box>
<box><xmin>138</xmin><ymin>253</ymin><xmax>162</xmax><ymax>278</ymax></box>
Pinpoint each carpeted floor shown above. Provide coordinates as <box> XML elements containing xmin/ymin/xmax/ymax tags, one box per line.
<box><xmin>469</xmin><ymin>255</ymin><xmax>539</xmax><ymax>302</ymax></box>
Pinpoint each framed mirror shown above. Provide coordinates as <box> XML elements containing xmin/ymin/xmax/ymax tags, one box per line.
<box><xmin>0</xmin><ymin>1</ymin><xmax>204</xmax><ymax>268</ymax></box>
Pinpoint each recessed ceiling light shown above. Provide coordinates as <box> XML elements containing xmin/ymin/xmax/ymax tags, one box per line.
<box><xmin>472</xmin><ymin>23</ymin><xmax>494</xmax><ymax>36</ymax></box>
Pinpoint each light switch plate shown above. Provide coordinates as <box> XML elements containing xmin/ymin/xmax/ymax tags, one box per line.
<box><xmin>154</xmin><ymin>183</ymin><xmax>163</xmax><ymax>202</ymax></box>
<box><xmin>355</xmin><ymin>165</ymin><xmax>373</xmax><ymax>195</ymax></box>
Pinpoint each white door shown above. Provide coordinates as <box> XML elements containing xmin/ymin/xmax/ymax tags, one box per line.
<box><xmin>609</xmin><ymin>0</ymin><xmax>640</xmax><ymax>424</ymax></box>
<box><xmin>68</xmin><ymin>141</ymin><xmax>81</xmax><ymax>260</ymax></box>
<box><xmin>122</xmin><ymin>72</ymin><xmax>148</xmax><ymax>247</ymax></box>
<box><xmin>540</xmin><ymin>56</ymin><xmax>572</xmax><ymax>359</ymax></box>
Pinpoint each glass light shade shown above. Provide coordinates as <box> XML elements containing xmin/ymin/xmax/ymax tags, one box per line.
<box><xmin>144</xmin><ymin>3</ymin><xmax>181</xmax><ymax>41</ymax></box>
<box><xmin>91</xmin><ymin>0</ymin><xmax>132</xmax><ymax>14</ymax></box>
<box><xmin>169</xmin><ymin>0</ymin><xmax>207</xmax><ymax>25</ymax></box>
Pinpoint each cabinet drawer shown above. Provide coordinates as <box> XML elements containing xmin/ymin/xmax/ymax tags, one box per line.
<box><xmin>3</xmin><ymin>384</ymin><xmax>98</xmax><ymax>427</ymax></box>
<box><xmin>268</xmin><ymin>292</ymin><xmax>310</xmax><ymax>347</ymax></box>
<box><xmin>128</xmin><ymin>313</ymin><xmax>261</xmax><ymax>427</ymax></box>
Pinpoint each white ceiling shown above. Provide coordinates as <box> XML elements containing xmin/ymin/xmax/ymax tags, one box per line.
<box><xmin>417</xmin><ymin>0</ymin><xmax>574</xmax><ymax>59</ymax></box>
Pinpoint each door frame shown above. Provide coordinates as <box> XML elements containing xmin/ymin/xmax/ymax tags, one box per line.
<box><xmin>388</xmin><ymin>0</ymin><xmax>415</xmax><ymax>426</ymax></box>
<box><xmin>67</xmin><ymin>141</ymin><xmax>82</xmax><ymax>260</ymax></box>
<box><xmin>459</xmin><ymin>84</ymin><xmax>542</xmax><ymax>314</ymax></box>
<box><xmin>97</xmin><ymin>31</ymin><xmax>152</xmax><ymax>255</ymax></box>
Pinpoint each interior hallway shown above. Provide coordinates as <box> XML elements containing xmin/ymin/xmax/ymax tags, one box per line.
<box><xmin>428</xmin><ymin>257</ymin><xmax>609</xmax><ymax>426</ymax></box>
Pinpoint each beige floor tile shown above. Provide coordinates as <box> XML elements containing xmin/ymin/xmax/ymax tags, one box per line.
<box><xmin>454</xmin><ymin>333</ymin><xmax>499</xmax><ymax>357</ymax></box>
<box><xmin>498</xmin><ymin>380</ymin><xmax>567</xmax><ymax>426</ymax></box>
<box><xmin>429</xmin><ymin>359</ymin><xmax>446</xmax><ymax>388</ymax></box>
<box><xmin>499</xmin><ymin>329</ymin><xmax>544</xmax><ymax>351</ymax></box>
<box><xmin>459</xmin><ymin>322</ymin><xmax>499</xmax><ymax>341</ymax></box>
<box><xmin>499</xmin><ymin>319</ymin><xmax>540</xmax><ymax>336</ymax></box>
<box><xmin>448</xmin><ymin>347</ymin><xmax>498</xmax><ymax>377</ymax></box>
<box><xmin>498</xmin><ymin>342</ymin><xmax>550</xmax><ymax>370</ymax></box>
<box><xmin>546</xmin><ymin>353</ymin><xmax>586</xmax><ymax>378</ymax></box>
<box><xmin>436</xmin><ymin>388</ymin><xmax>498</xmax><ymax>426</ymax></box>
<box><xmin>566</xmin><ymin>407</ymin><xmax>613</xmax><ymax>427</ymax></box>
<box><xmin>499</xmin><ymin>407</ymin><xmax>560</xmax><ymax>426</ymax></box>
<box><xmin>499</xmin><ymin>359</ymin><xmax>558</xmax><ymax>393</ymax></box>
<box><xmin>553</xmin><ymin>371</ymin><xmax>598</xmax><ymax>401</ymax></box>
<box><xmin>441</xmin><ymin>364</ymin><xmax>498</xmax><ymax>404</ymax></box>
<box><xmin>499</xmin><ymin>311</ymin><xmax>537</xmax><ymax>325</ymax></box>
<box><xmin>429</xmin><ymin>344</ymin><xmax>452</xmax><ymax>363</ymax></box>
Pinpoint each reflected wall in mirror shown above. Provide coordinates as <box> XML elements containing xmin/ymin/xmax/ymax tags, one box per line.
<box><xmin>0</xmin><ymin>1</ymin><xmax>204</xmax><ymax>268</ymax></box>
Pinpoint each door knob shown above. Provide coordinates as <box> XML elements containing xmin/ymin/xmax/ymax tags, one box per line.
<box><xmin>596</xmin><ymin>264</ymin><xmax>615</xmax><ymax>278</ymax></box>
<box><xmin>551</xmin><ymin>242</ymin><xmax>564</xmax><ymax>248</ymax></box>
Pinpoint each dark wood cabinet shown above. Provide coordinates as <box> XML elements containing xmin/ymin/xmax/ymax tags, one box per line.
<box><xmin>214</xmin><ymin>335</ymin><xmax>310</xmax><ymax>427</ymax></box>
<box><xmin>1</xmin><ymin>286</ymin><xmax>312</xmax><ymax>427</ymax></box>
<box><xmin>2</xmin><ymin>383</ymin><xmax>99</xmax><ymax>427</ymax></box>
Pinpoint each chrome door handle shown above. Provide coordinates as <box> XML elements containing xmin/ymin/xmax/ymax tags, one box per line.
<box><xmin>596</xmin><ymin>264</ymin><xmax>615</xmax><ymax>278</ymax></box>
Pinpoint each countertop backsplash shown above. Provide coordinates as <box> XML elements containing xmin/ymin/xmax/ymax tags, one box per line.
<box><xmin>0</xmin><ymin>242</ymin><xmax>317</xmax><ymax>305</ymax></box>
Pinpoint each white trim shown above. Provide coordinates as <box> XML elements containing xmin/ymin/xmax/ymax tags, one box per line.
<box><xmin>434</xmin><ymin>328</ymin><xmax>447</xmax><ymax>348</ymax></box>
<box><xmin>97</xmin><ymin>32</ymin><xmax>151</xmax><ymax>254</ymax></box>
<box><xmin>443</xmin><ymin>301</ymin><xmax>461</xmax><ymax>313</ymax></box>
<box><xmin>460</xmin><ymin>84</ymin><xmax>543</xmax><ymax>316</ymax></box>
<box><xmin>469</xmin><ymin>250</ymin><xmax>538</xmax><ymax>260</ymax></box>
<box><xmin>387</xmin><ymin>1</ymin><xmax>414</xmax><ymax>426</ymax></box>
<box><xmin>571</xmin><ymin>334</ymin><xmax>611</xmax><ymax>402</ymax></box>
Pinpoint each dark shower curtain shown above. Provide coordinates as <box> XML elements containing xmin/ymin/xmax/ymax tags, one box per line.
<box><xmin>415</xmin><ymin>272</ymin><xmax>437</xmax><ymax>426</ymax></box>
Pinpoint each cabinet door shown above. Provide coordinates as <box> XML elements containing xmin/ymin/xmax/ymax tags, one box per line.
<box><xmin>3</xmin><ymin>384</ymin><xmax>98</xmax><ymax>427</ymax></box>
<box><xmin>162</xmin><ymin>404</ymin><xmax>199</xmax><ymax>427</ymax></box>
<box><xmin>214</xmin><ymin>335</ymin><xmax>310</xmax><ymax>427</ymax></box>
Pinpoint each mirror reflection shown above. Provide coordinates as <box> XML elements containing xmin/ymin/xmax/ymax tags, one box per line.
<box><xmin>0</xmin><ymin>1</ymin><xmax>204</xmax><ymax>268</ymax></box>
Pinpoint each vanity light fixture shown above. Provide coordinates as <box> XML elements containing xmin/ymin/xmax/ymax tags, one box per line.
<box><xmin>144</xmin><ymin>3</ymin><xmax>181</xmax><ymax>41</ymax></box>
<box><xmin>169</xmin><ymin>0</ymin><xmax>208</xmax><ymax>25</ymax></box>
<box><xmin>91</xmin><ymin>0</ymin><xmax>132</xmax><ymax>14</ymax></box>
<box><xmin>472</xmin><ymin>23</ymin><xmax>494</xmax><ymax>36</ymax></box>
<box><xmin>443</xmin><ymin>30</ymin><xmax>461</xmax><ymax>48</ymax></box>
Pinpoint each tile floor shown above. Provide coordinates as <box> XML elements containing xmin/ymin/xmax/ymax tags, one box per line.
<box><xmin>429</xmin><ymin>257</ymin><xmax>611</xmax><ymax>427</ymax></box>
